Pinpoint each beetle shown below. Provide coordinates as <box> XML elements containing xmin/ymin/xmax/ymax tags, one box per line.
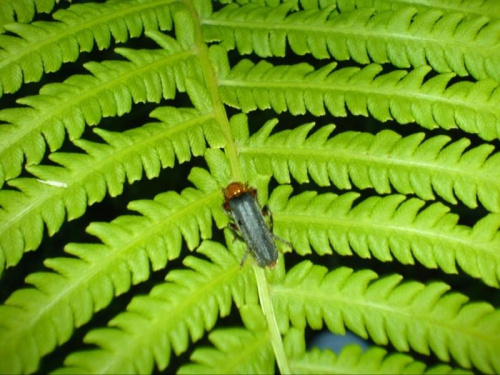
<box><xmin>223</xmin><ymin>182</ymin><xmax>283</xmax><ymax>268</ymax></box>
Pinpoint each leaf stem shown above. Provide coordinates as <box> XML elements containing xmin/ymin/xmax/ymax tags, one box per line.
<box><xmin>254</xmin><ymin>266</ymin><xmax>291</xmax><ymax>374</ymax></box>
<box><xmin>183</xmin><ymin>0</ymin><xmax>243</xmax><ymax>182</ymax></box>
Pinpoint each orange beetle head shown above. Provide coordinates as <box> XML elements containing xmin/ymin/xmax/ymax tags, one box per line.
<box><xmin>223</xmin><ymin>182</ymin><xmax>257</xmax><ymax>210</ymax></box>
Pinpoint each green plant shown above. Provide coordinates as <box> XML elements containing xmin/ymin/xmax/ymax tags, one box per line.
<box><xmin>0</xmin><ymin>0</ymin><xmax>499</xmax><ymax>373</ymax></box>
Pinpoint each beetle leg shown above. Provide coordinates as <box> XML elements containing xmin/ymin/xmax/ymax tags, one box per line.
<box><xmin>240</xmin><ymin>248</ymin><xmax>251</xmax><ymax>267</ymax></box>
<box><xmin>262</xmin><ymin>204</ymin><xmax>292</xmax><ymax>249</ymax></box>
<box><xmin>222</xmin><ymin>204</ymin><xmax>233</xmax><ymax>218</ymax></box>
<box><xmin>226</xmin><ymin>222</ymin><xmax>244</xmax><ymax>243</ymax></box>
<box><xmin>226</xmin><ymin>224</ymin><xmax>252</xmax><ymax>267</ymax></box>
<box><xmin>222</xmin><ymin>205</ymin><xmax>241</xmax><ymax>243</ymax></box>
<box><xmin>273</xmin><ymin>234</ymin><xmax>293</xmax><ymax>250</ymax></box>
<box><xmin>224</xmin><ymin>222</ymin><xmax>251</xmax><ymax>266</ymax></box>
<box><xmin>262</xmin><ymin>204</ymin><xmax>273</xmax><ymax>231</ymax></box>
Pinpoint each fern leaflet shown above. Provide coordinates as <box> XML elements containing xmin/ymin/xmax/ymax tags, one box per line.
<box><xmin>0</xmin><ymin>0</ymin><xmax>176</xmax><ymax>96</ymax></box>
<box><xmin>215</xmin><ymin>53</ymin><xmax>500</xmax><ymax>141</ymax></box>
<box><xmin>0</xmin><ymin>166</ymin><xmax>225</xmax><ymax>374</ymax></box>
<box><xmin>232</xmin><ymin>114</ymin><xmax>500</xmax><ymax>212</ymax></box>
<box><xmin>54</xmin><ymin>241</ymin><xmax>257</xmax><ymax>374</ymax></box>
<box><xmin>178</xmin><ymin>304</ymin><xmax>275</xmax><ymax>374</ymax></box>
<box><xmin>0</xmin><ymin>28</ymin><xmax>200</xmax><ymax>186</ymax></box>
<box><xmin>0</xmin><ymin>102</ymin><xmax>224</xmax><ymax>275</ymax></box>
<box><xmin>284</xmin><ymin>328</ymin><xmax>470</xmax><ymax>374</ymax></box>
<box><xmin>205</xmin><ymin>3</ymin><xmax>500</xmax><ymax>80</ymax></box>
<box><xmin>326</xmin><ymin>0</ymin><xmax>500</xmax><ymax>18</ymax></box>
<box><xmin>0</xmin><ymin>0</ymin><xmax>61</xmax><ymax>32</ymax></box>
<box><xmin>272</xmin><ymin>261</ymin><xmax>500</xmax><ymax>373</ymax></box>
<box><xmin>268</xmin><ymin>185</ymin><xmax>500</xmax><ymax>287</ymax></box>
<box><xmin>215</xmin><ymin>0</ymin><xmax>500</xmax><ymax>19</ymax></box>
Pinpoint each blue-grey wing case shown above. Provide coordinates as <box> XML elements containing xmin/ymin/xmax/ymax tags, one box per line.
<box><xmin>228</xmin><ymin>193</ymin><xmax>278</xmax><ymax>268</ymax></box>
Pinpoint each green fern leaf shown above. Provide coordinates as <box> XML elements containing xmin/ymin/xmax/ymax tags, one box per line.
<box><xmin>0</xmin><ymin>103</ymin><xmax>224</xmax><ymax>275</ymax></box>
<box><xmin>345</xmin><ymin>0</ymin><xmax>500</xmax><ymax>19</ymax></box>
<box><xmin>216</xmin><ymin>56</ymin><xmax>500</xmax><ymax>141</ymax></box>
<box><xmin>1</xmin><ymin>0</ymin><xmax>500</xmax><ymax>373</ymax></box>
<box><xmin>206</xmin><ymin>3</ymin><xmax>500</xmax><ymax>80</ymax></box>
<box><xmin>268</xmin><ymin>185</ymin><xmax>500</xmax><ymax>287</ymax></box>
<box><xmin>221</xmin><ymin>0</ymin><xmax>500</xmax><ymax>18</ymax></box>
<box><xmin>232</xmin><ymin>114</ymin><xmax>500</xmax><ymax>212</ymax></box>
<box><xmin>0</xmin><ymin>0</ymin><xmax>61</xmax><ymax>32</ymax></box>
<box><xmin>0</xmin><ymin>28</ymin><xmax>201</xmax><ymax>186</ymax></box>
<box><xmin>55</xmin><ymin>241</ymin><xmax>257</xmax><ymax>374</ymax></box>
<box><xmin>178</xmin><ymin>304</ymin><xmax>274</xmax><ymax>374</ymax></box>
<box><xmin>0</xmin><ymin>179</ymin><xmax>69</xmax><ymax>272</ymax></box>
<box><xmin>284</xmin><ymin>328</ymin><xmax>470</xmax><ymax>374</ymax></box>
<box><xmin>273</xmin><ymin>261</ymin><xmax>500</xmax><ymax>373</ymax></box>
<box><xmin>314</xmin><ymin>0</ymin><xmax>500</xmax><ymax>18</ymax></box>
<box><xmin>0</xmin><ymin>167</ymin><xmax>225</xmax><ymax>374</ymax></box>
<box><xmin>0</xmin><ymin>0</ymin><xmax>175</xmax><ymax>96</ymax></box>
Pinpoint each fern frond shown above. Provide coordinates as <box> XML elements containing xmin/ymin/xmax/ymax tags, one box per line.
<box><xmin>0</xmin><ymin>167</ymin><xmax>225</xmax><ymax>374</ymax></box>
<box><xmin>217</xmin><ymin>0</ymin><xmax>500</xmax><ymax>18</ymax></box>
<box><xmin>178</xmin><ymin>304</ymin><xmax>274</xmax><ymax>374</ymax></box>
<box><xmin>0</xmin><ymin>0</ymin><xmax>60</xmax><ymax>32</ymax></box>
<box><xmin>2</xmin><ymin>0</ymin><xmax>499</xmax><ymax>373</ymax></box>
<box><xmin>273</xmin><ymin>261</ymin><xmax>500</xmax><ymax>373</ymax></box>
<box><xmin>284</xmin><ymin>328</ymin><xmax>470</xmax><ymax>374</ymax></box>
<box><xmin>268</xmin><ymin>186</ymin><xmax>500</xmax><ymax>287</ymax></box>
<box><xmin>231</xmin><ymin>115</ymin><xmax>500</xmax><ymax>212</ymax></box>
<box><xmin>0</xmin><ymin>29</ymin><xmax>200</xmax><ymax>186</ymax></box>
<box><xmin>0</xmin><ymin>0</ymin><xmax>175</xmax><ymax>96</ymax></box>
<box><xmin>55</xmin><ymin>241</ymin><xmax>257</xmax><ymax>374</ymax></box>
<box><xmin>216</xmin><ymin>56</ymin><xmax>500</xmax><ymax>141</ymax></box>
<box><xmin>297</xmin><ymin>0</ymin><xmax>500</xmax><ymax>18</ymax></box>
<box><xmin>0</xmin><ymin>104</ymin><xmax>224</xmax><ymax>274</ymax></box>
<box><xmin>206</xmin><ymin>3</ymin><xmax>500</xmax><ymax>80</ymax></box>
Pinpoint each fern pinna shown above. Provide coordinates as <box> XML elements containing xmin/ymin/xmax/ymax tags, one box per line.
<box><xmin>0</xmin><ymin>0</ymin><xmax>499</xmax><ymax>373</ymax></box>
